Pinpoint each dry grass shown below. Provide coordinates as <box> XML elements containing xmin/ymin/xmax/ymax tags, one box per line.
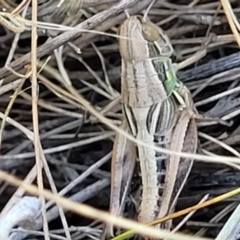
<box><xmin>0</xmin><ymin>0</ymin><xmax>240</xmax><ymax>239</ymax></box>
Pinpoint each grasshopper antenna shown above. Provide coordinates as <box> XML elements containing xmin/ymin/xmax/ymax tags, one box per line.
<box><xmin>124</xmin><ymin>9</ymin><xmax>130</xmax><ymax>18</ymax></box>
<box><xmin>143</xmin><ymin>0</ymin><xmax>156</xmax><ymax>22</ymax></box>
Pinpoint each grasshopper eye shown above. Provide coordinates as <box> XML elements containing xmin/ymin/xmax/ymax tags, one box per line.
<box><xmin>141</xmin><ymin>22</ymin><xmax>159</xmax><ymax>41</ymax></box>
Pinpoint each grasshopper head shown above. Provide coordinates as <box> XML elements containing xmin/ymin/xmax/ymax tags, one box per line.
<box><xmin>118</xmin><ymin>16</ymin><xmax>174</xmax><ymax>61</ymax></box>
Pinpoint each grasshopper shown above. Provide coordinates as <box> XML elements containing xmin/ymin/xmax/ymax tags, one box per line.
<box><xmin>103</xmin><ymin>15</ymin><xmax>198</xmax><ymax>239</ymax></box>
